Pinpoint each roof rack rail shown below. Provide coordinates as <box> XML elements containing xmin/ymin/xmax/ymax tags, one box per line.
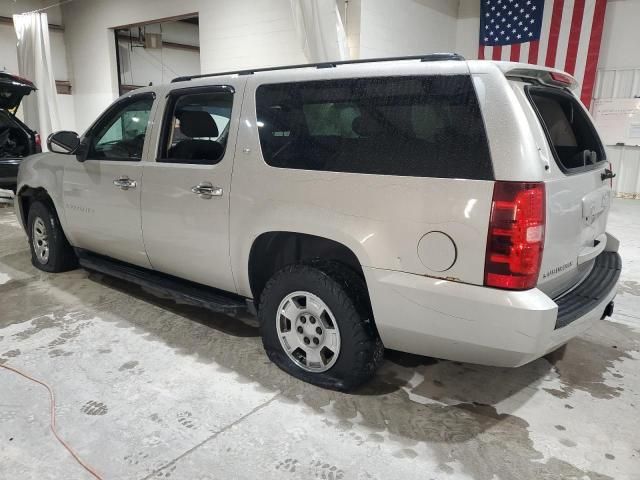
<box><xmin>171</xmin><ymin>52</ymin><xmax>465</xmax><ymax>83</ymax></box>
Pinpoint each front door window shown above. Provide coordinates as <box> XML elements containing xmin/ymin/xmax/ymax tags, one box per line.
<box><xmin>89</xmin><ymin>94</ymin><xmax>154</xmax><ymax>161</ymax></box>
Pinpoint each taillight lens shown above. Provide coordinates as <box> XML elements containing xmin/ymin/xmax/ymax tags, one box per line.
<box><xmin>549</xmin><ymin>71</ymin><xmax>574</xmax><ymax>86</ymax></box>
<box><xmin>34</xmin><ymin>133</ymin><xmax>42</xmax><ymax>153</ymax></box>
<box><xmin>484</xmin><ymin>182</ymin><xmax>546</xmax><ymax>290</ymax></box>
<box><xmin>608</xmin><ymin>161</ymin><xmax>614</xmax><ymax>188</ymax></box>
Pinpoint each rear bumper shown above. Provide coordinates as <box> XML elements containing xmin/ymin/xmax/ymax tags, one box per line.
<box><xmin>554</xmin><ymin>250</ymin><xmax>621</xmax><ymax>328</ymax></box>
<box><xmin>363</xmin><ymin>249</ymin><xmax>620</xmax><ymax>368</ymax></box>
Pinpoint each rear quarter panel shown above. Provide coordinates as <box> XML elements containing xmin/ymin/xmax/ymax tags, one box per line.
<box><xmin>230</xmin><ymin>62</ymin><xmax>495</xmax><ymax>298</ymax></box>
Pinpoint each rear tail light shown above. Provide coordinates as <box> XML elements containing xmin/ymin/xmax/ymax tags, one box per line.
<box><xmin>34</xmin><ymin>133</ymin><xmax>42</xmax><ymax>153</ymax></box>
<box><xmin>608</xmin><ymin>161</ymin><xmax>614</xmax><ymax>188</ymax></box>
<box><xmin>484</xmin><ymin>181</ymin><xmax>546</xmax><ymax>290</ymax></box>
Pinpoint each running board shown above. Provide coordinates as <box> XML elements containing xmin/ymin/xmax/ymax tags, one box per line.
<box><xmin>76</xmin><ymin>250</ymin><xmax>247</xmax><ymax>314</ymax></box>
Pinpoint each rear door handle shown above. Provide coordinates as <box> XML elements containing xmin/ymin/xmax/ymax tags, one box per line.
<box><xmin>191</xmin><ymin>182</ymin><xmax>223</xmax><ymax>199</ymax></box>
<box><xmin>113</xmin><ymin>176</ymin><xmax>137</xmax><ymax>190</ymax></box>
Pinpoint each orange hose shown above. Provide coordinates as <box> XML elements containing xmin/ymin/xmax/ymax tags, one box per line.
<box><xmin>0</xmin><ymin>363</ymin><xmax>104</xmax><ymax>480</ymax></box>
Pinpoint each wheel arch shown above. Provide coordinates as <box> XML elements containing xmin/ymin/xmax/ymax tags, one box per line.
<box><xmin>16</xmin><ymin>185</ymin><xmax>56</xmax><ymax>230</ymax></box>
<box><xmin>247</xmin><ymin>231</ymin><xmax>368</xmax><ymax>304</ymax></box>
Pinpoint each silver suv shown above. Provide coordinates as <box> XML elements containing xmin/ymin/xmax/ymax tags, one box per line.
<box><xmin>15</xmin><ymin>54</ymin><xmax>621</xmax><ymax>391</ymax></box>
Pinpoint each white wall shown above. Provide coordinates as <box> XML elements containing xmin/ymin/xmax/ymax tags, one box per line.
<box><xmin>455</xmin><ymin>0</ymin><xmax>479</xmax><ymax>59</ymax></box>
<box><xmin>0</xmin><ymin>25</ymin><xmax>70</xmax><ymax>81</ymax></box>
<box><xmin>0</xmin><ymin>24</ymin><xmax>20</xmax><ymax>74</ymax></box>
<box><xmin>0</xmin><ymin>0</ymin><xmax>76</xmax><ymax>132</ymax></box>
<box><xmin>358</xmin><ymin>0</ymin><xmax>459</xmax><ymax>59</ymax></box>
<box><xmin>599</xmin><ymin>0</ymin><xmax>640</xmax><ymax>70</ymax></box>
<box><xmin>61</xmin><ymin>0</ymin><xmax>306</xmax><ymax>132</ymax></box>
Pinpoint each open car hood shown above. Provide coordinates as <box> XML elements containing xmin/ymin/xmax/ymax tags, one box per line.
<box><xmin>0</xmin><ymin>72</ymin><xmax>36</xmax><ymax>112</ymax></box>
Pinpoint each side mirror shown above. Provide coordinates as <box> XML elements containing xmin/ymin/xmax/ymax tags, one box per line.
<box><xmin>47</xmin><ymin>131</ymin><xmax>80</xmax><ymax>154</ymax></box>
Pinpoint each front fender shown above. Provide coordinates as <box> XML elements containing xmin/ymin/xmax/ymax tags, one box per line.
<box><xmin>16</xmin><ymin>152</ymin><xmax>70</xmax><ymax>233</ymax></box>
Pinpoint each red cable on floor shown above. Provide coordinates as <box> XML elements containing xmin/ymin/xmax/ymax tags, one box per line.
<box><xmin>0</xmin><ymin>363</ymin><xmax>104</xmax><ymax>480</ymax></box>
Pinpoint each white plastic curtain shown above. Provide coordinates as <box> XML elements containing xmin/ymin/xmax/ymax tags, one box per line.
<box><xmin>13</xmin><ymin>12</ymin><xmax>61</xmax><ymax>150</ymax></box>
<box><xmin>290</xmin><ymin>0</ymin><xmax>350</xmax><ymax>63</ymax></box>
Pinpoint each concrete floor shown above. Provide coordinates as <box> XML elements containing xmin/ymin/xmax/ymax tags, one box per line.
<box><xmin>0</xmin><ymin>200</ymin><xmax>639</xmax><ymax>480</ymax></box>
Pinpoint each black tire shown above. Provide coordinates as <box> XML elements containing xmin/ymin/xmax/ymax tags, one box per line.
<box><xmin>27</xmin><ymin>200</ymin><xmax>77</xmax><ymax>272</ymax></box>
<box><xmin>258</xmin><ymin>262</ymin><xmax>384</xmax><ymax>391</ymax></box>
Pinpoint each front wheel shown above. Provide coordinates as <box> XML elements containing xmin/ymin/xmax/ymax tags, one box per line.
<box><xmin>258</xmin><ymin>263</ymin><xmax>384</xmax><ymax>391</ymax></box>
<box><xmin>27</xmin><ymin>201</ymin><xmax>77</xmax><ymax>272</ymax></box>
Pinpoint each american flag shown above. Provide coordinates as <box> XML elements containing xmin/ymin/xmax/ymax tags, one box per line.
<box><xmin>478</xmin><ymin>0</ymin><xmax>608</xmax><ymax>108</ymax></box>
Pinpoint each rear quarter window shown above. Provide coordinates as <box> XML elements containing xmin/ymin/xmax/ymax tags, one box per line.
<box><xmin>527</xmin><ymin>86</ymin><xmax>606</xmax><ymax>173</ymax></box>
<box><xmin>255</xmin><ymin>75</ymin><xmax>493</xmax><ymax>180</ymax></box>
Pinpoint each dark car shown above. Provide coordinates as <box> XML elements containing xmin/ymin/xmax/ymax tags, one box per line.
<box><xmin>0</xmin><ymin>72</ymin><xmax>41</xmax><ymax>191</ymax></box>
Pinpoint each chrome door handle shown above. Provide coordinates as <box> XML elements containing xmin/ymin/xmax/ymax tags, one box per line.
<box><xmin>191</xmin><ymin>182</ymin><xmax>223</xmax><ymax>199</ymax></box>
<box><xmin>113</xmin><ymin>176</ymin><xmax>137</xmax><ymax>190</ymax></box>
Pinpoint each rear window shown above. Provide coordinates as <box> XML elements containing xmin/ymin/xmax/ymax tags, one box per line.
<box><xmin>528</xmin><ymin>87</ymin><xmax>606</xmax><ymax>173</ymax></box>
<box><xmin>255</xmin><ymin>75</ymin><xmax>493</xmax><ymax>180</ymax></box>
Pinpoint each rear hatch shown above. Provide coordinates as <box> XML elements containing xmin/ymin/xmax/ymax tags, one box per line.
<box><xmin>522</xmin><ymin>77</ymin><xmax>611</xmax><ymax>298</ymax></box>
<box><xmin>0</xmin><ymin>72</ymin><xmax>36</xmax><ymax>114</ymax></box>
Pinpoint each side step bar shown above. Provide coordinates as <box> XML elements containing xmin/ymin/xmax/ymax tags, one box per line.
<box><xmin>76</xmin><ymin>250</ymin><xmax>247</xmax><ymax>314</ymax></box>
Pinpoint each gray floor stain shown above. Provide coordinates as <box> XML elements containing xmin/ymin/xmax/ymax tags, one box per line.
<box><xmin>48</xmin><ymin>348</ymin><xmax>72</xmax><ymax>358</ymax></box>
<box><xmin>119</xmin><ymin>360</ymin><xmax>139</xmax><ymax>371</ymax></box>
<box><xmin>11</xmin><ymin>315</ymin><xmax>61</xmax><ymax>340</ymax></box>
<box><xmin>309</xmin><ymin>460</ymin><xmax>344</xmax><ymax>480</ymax></box>
<box><xmin>544</xmin><ymin>321</ymin><xmax>640</xmax><ymax>400</ymax></box>
<box><xmin>149</xmin><ymin>413</ymin><xmax>162</xmax><ymax>424</ymax></box>
<box><xmin>176</xmin><ymin>411</ymin><xmax>196</xmax><ymax>429</ymax></box>
<box><xmin>543</xmin><ymin>388</ymin><xmax>571</xmax><ymax>399</ymax></box>
<box><xmin>560</xmin><ymin>439</ymin><xmax>577</xmax><ymax>448</ymax></box>
<box><xmin>392</xmin><ymin>448</ymin><xmax>418</xmax><ymax>459</ymax></box>
<box><xmin>48</xmin><ymin>336</ymin><xmax>67</xmax><ymax>348</ymax></box>
<box><xmin>346</xmin><ymin>430</ymin><xmax>365</xmax><ymax>445</ymax></box>
<box><xmin>81</xmin><ymin>400</ymin><xmax>108</xmax><ymax>416</ymax></box>
<box><xmin>1</xmin><ymin>349</ymin><xmax>20</xmax><ymax>358</ymax></box>
<box><xmin>367</xmin><ymin>433</ymin><xmax>384</xmax><ymax>443</ymax></box>
<box><xmin>299</xmin><ymin>374</ymin><xmax>614</xmax><ymax>480</ymax></box>
<box><xmin>275</xmin><ymin>458</ymin><xmax>299</xmax><ymax>473</ymax></box>
<box><xmin>124</xmin><ymin>451</ymin><xmax>149</xmax><ymax>466</ymax></box>
<box><xmin>438</xmin><ymin>463</ymin><xmax>455</xmax><ymax>474</ymax></box>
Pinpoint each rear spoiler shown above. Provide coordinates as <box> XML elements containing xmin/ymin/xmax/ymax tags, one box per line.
<box><xmin>504</xmin><ymin>66</ymin><xmax>579</xmax><ymax>90</ymax></box>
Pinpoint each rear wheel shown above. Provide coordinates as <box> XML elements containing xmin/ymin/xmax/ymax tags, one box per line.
<box><xmin>258</xmin><ymin>262</ymin><xmax>384</xmax><ymax>391</ymax></box>
<box><xmin>27</xmin><ymin>201</ymin><xmax>77</xmax><ymax>272</ymax></box>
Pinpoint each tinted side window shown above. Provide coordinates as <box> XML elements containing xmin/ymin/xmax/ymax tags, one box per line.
<box><xmin>255</xmin><ymin>76</ymin><xmax>493</xmax><ymax>180</ymax></box>
<box><xmin>89</xmin><ymin>94</ymin><xmax>154</xmax><ymax>161</ymax></box>
<box><xmin>528</xmin><ymin>87</ymin><xmax>605</xmax><ymax>173</ymax></box>
<box><xmin>159</xmin><ymin>90</ymin><xmax>233</xmax><ymax>165</ymax></box>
